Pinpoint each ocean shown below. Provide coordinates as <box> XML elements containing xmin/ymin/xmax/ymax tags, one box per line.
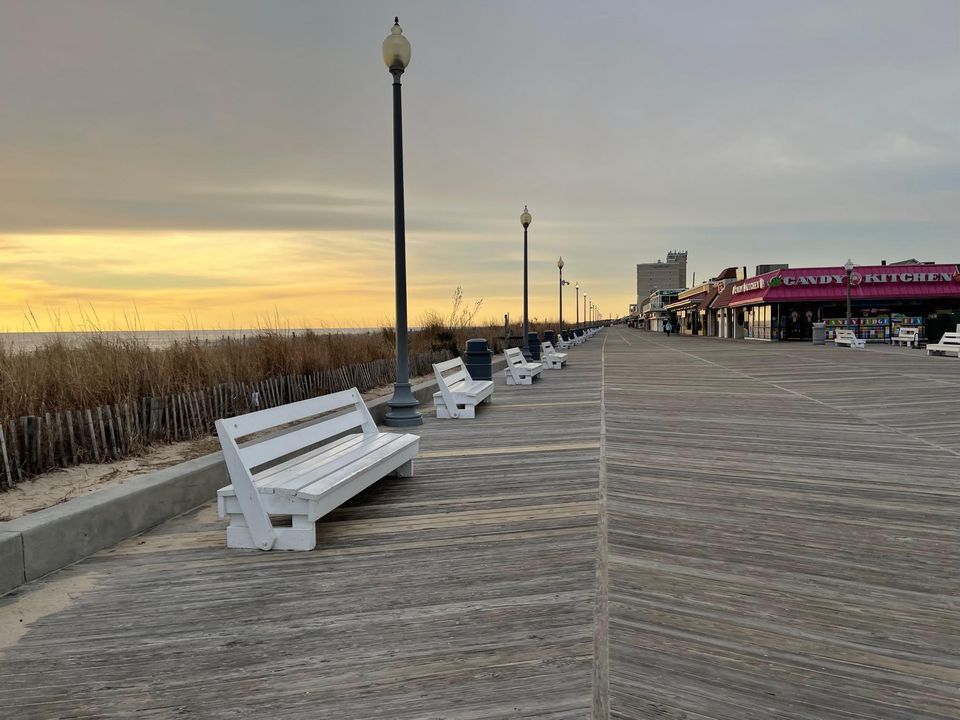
<box><xmin>0</xmin><ymin>328</ymin><xmax>380</xmax><ymax>353</ymax></box>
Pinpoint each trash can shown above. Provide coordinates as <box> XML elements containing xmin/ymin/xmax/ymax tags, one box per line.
<box><xmin>463</xmin><ymin>338</ymin><xmax>493</xmax><ymax>380</ymax></box>
<box><xmin>527</xmin><ymin>332</ymin><xmax>542</xmax><ymax>361</ymax></box>
<box><xmin>543</xmin><ymin>330</ymin><xmax>557</xmax><ymax>345</ymax></box>
<box><xmin>812</xmin><ymin>322</ymin><xmax>826</xmax><ymax>345</ymax></box>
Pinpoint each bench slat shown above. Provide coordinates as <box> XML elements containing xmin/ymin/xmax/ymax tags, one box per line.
<box><xmin>250</xmin><ymin>434</ymin><xmax>365</xmax><ymax>487</ymax></box>
<box><xmin>220</xmin><ymin>388</ymin><xmax>363</xmax><ymax>439</ymax></box>
<box><xmin>296</xmin><ymin>434</ymin><xmax>418</xmax><ymax>501</ymax></box>
<box><xmin>217</xmin><ymin>434</ymin><xmax>364</xmax><ymax>497</ymax></box>
<box><xmin>237</xmin><ymin>409</ymin><xmax>369</xmax><ymax>470</ymax></box>
<box><xmin>257</xmin><ymin>433</ymin><xmax>401</xmax><ymax>495</ymax></box>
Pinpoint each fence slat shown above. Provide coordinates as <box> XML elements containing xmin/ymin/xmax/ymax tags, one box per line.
<box><xmin>0</xmin><ymin>425</ymin><xmax>12</xmax><ymax>489</ymax></box>
<box><xmin>86</xmin><ymin>408</ymin><xmax>100</xmax><ymax>463</ymax></box>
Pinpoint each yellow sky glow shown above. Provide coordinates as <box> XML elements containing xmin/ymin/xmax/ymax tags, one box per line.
<box><xmin>0</xmin><ymin>232</ymin><xmax>618</xmax><ymax>332</ymax></box>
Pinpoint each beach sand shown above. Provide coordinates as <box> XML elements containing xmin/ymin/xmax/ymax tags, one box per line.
<box><xmin>0</xmin><ymin>372</ymin><xmax>433</xmax><ymax>521</ymax></box>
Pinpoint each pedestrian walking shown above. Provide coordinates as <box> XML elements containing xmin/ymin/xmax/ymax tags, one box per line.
<box><xmin>664</xmin><ymin>320</ymin><xmax>672</xmax><ymax>337</ymax></box>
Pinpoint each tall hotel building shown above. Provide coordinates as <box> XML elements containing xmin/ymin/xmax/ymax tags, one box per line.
<box><xmin>637</xmin><ymin>251</ymin><xmax>688</xmax><ymax>308</ymax></box>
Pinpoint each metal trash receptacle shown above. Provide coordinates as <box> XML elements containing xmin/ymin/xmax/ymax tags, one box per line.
<box><xmin>463</xmin><ymin>338</ymin><xmax>493</xmax><ymax>380</ymax></box>
<box><xmin>812</xmin><ymin>322</ymin><xmax>826</xmax><ymax>345</ymax></box>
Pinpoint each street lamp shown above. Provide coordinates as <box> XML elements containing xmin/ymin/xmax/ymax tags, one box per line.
<box><xmin>584</xmin><ymin>294</ymin><xmax>588</xmax><ymax>328</ymax></box>
<box><xmin>382</xmin><ymin>18</ymin><xmax>421</xmax><ymax>427</ymax></box>
<box><xmin>575</xmin><ymin>282</ymin><xmax>580</xmax><ymax>329</ymax></box>
<box><xmin>558</xmin><ymin>256</ymin><xmax>566</xmax><ymax>332</ymax></box>
<box><xmin>844</xmin><ymin>258</ymin><xmax>854</xmax><ymax>335</ymax></box>
<box><xmin>520</xmin><ymin>205</ymin><xmax>532</xmax><ymax>360</ymax></box>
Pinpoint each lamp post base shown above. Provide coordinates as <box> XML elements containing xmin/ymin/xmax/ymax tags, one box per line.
<box><xmin>384</xmin><ymin>382</ymin><xmax>422</xmax><ymax>427</ymax></box>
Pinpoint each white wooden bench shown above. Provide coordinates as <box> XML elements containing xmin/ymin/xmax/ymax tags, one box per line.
<box><xmin>216</xmin><ymin>388</ymin><xmax>419</xmax><ymax>551</ymax></box>
<box><xmin>927</xmin><ymin>331</ymin><xmax>960</xmax><ymax>358</ymax></box>
<box><xmin>834</xmin><ymin>328</ymin><xmax>866</xmax><ymax>349</ymax></box>
<box><xmin>556</xmin><ymin>334</ymin><xmax>574</xmax><ymax>350</ymax></box>
<box><xmin>540</xmin><ymin>340</ymin><xmax>568</xmax><ymax>369</ymax></box>
<box><xmin>892</xmin><ymin>327</ymin><xmax>920</xmax><ymax>348</ymax></box>
<box><xmin>432</xmin><ymin>357</ymin><xmax>494</xmax><ymax>418</ymax></box>
<box><xmin>504</xmin><ymin>346</ymin><xmax>543</xmax><ymax>385</ymax></box>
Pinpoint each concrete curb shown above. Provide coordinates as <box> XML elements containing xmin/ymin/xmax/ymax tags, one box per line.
<box><xmin>0</xmin><ymin>358</ymin><xmax>506</xmax><ymax>596</ymax></box>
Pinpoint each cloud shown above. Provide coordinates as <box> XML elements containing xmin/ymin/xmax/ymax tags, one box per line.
<box><xmin>0</xmin><ymin>0</ymin><xmax>957</xmax><ymax>326</ymax></box>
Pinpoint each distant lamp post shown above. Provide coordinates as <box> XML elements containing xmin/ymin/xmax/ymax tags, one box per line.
<box><xmin>584</xmin><ymin>294</ymin><xmax>588</xmax><ymax>328</ymax></box>
<box><xmin>382</xmin><ymin>18</ymin><xmax>421</xmax><ymax>427</ymax></box>
<box><xmin>558</xmin><ymin>256</ymin><xmax>568</xmax><ymax>332</ymax></box>
<box><xmin>520</xmin><ymin>205</ymin><xmax>532</xmax><ymax>360</ymax></box>
<box><xmin>575</xmin><ymin>282</ymin><xmax>580</xmax><ymax>329</ymax></box>
<box><xmin>844</xmin><ymin>258</ymin><xmax>854</xmax><ymax>335</ymax></box>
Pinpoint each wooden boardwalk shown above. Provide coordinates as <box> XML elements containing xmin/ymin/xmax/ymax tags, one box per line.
<box><xmin>1</xmin><ymin>330</ymin><xmax>958</xmax><ymax>719</ymax></box>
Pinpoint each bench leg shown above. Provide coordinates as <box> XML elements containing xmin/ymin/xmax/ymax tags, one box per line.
<box><xmin>273</xmin><ymin>515</ymin><xmax>317</xmax><ymax>551</ymax></box>
<box><xmin>226</xmin><ymin>512</ymin><xmax>316</xmax><ymax>551</ymax></box>
<box><xmin>457</xmin><ymin>404</ymin><xmax>476</xmax><ymax>419</ymax></box>
<box><xmin>225</xmin><ymin>513</ymin><xmax>259</xmax><ymax>549</ymax></box>
<box><xmin>390</xmin><ymin>459</ymin><xmax>414</xmax><ymax>477</ymax></box>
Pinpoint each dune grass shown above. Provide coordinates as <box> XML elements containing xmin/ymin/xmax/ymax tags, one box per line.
<box><xmin>0</xmin><ymin>311</ymin><xmax>564</xmax><ymax>424</ymax></box>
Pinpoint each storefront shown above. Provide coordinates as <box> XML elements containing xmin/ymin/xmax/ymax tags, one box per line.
<box><xmin>664</xmin><ymin>284</ymin><xmax>718</xmax><ymax>336</ymax></box>
<box><xmin>725</xmin><ymin>264</ymin><xmax>960</xmax><ymax>342</ymax></box>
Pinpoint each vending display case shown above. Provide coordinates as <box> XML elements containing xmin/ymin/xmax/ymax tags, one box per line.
<box><xmin>890</xmin><ymin>313</ymin><xmax>924</xmax><ymax>340</ymax></box>
<box><xmin>824</xmin><ymin>316</ymin><xmax>890</xmax><ymax>342</ymax></box>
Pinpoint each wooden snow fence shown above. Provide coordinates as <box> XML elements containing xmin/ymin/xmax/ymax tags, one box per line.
<box><xmin>0</xmin><ymin>350</ymin><xmax>449</xmax><ymax>489</ymax></box>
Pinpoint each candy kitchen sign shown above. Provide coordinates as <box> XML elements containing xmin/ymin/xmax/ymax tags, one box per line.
<box><xmin>769</xmin><ymin>270</ymin><xmax>959</xmax><ymax>288</ymax></box>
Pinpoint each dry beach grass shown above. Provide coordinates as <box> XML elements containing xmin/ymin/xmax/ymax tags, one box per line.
<box><xmin>0</xmin><ymin>295</ymin><xmax>568</xmax><ymax>498</ymax></box>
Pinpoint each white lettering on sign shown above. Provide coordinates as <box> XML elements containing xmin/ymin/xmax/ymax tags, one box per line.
<box><xmin>778</xmin><ymin>271</ymin><xmax>954</xmax><ymax>286</ymax></box>
<box><xmin>732</xmin><ymin>278</ymin><xmax>765</xmax><ymax>294</ymax></box>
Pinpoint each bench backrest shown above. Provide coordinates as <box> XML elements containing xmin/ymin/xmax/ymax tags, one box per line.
<box><xmin>835</xmin><ymin>329</ymin><xmax>857</xmax><ymax>340</ymax></box>
<box><xmin>935</xmin><ymin>331</ymin><xmax>960</xmax><ymax>345</ymax></box>
<box><xmin>504</xmin><ymin>347</ymin><xmax>528</xmax><ymax>368</ymax></box>
<box><xmin>433</xmin><ymin>356</ymin><xmax>472</xmax><ymax>387</ymax></box>
<box><xmin>218</xmin><ymin>387</ymin><xmax>378</xmax><ymax>471</ymax></box>
<box><xmin>541</xmin><ymin>341</ymin><xmax>560</xmax><ymax>355</ymax></box>
<box><xmin>896</xmin><ymin>327</ymin><xmax>919</xmax><ymax>338</ymax></box>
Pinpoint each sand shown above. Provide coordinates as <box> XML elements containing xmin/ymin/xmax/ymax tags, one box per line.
<box><xmin>0</xmin><ymin>372</ymin><xmax>433</xmax><ymax>522</ymax></box>
<box><xmin>0</xmin><ymin>437</ymin><xmax>220</xmax><ymax>521</ymax></box>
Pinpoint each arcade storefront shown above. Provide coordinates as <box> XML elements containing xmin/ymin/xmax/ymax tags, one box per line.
<box><xmin>723</xmin><ymin>264</ymin><xmax>960</xmax><ymax>342</ymax></box>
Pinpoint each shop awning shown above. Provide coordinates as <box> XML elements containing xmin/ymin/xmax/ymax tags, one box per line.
<box><xmin>710</xmin><ymin>281</ymin><xmax>737</xmax><ymax>309</ymax></box>
<box><xmin>696</xmin><ymin>286</ymin><xmax>719</xmax><ymax>312</ymax></box>
<box><xmin>663</xmin><ymin>295</ymin><xmax>704</xmax><ymax>312</ymax></box>
<box><xmin>725</xmin><ymin>264</ymin><xmax>960</xmax><ymax>308</ymax></box>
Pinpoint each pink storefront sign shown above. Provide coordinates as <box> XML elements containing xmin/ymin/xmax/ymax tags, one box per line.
<box><xmin>727</xmin><ymin>264</ymin><xmax>960</xmax><ymax>307</ymax></box>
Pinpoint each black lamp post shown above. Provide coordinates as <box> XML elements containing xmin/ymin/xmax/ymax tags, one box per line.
<box><xmin>521</xmin><ymin>205</ymin><xmax>532</xmax><ymax>360</ymax></box>
<box><xmin>575</xmin><ymin>282</ymin><xmax>580</xmax><ymax>329</ymax></box>
<box><xmin>584</xmin><ymin>293</ymin><xmax>588</xmax><ymax>328</ymax></box>
<box><xmin>558</xmin><ymin>257</ymin><xmax>566</xmax><ymax>332</ymax></box>
<box><xmin>382</xmin><ymin>18</ymin><xmax>421</xmax><ymax>427</ymax></box>
<box><xmin>844</xmin><ymin>258</ymin><xmax>854</xmax><ymax>336</ymax></box>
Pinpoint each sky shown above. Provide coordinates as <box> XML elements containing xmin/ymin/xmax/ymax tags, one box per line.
<box><xmin>1</xmin><ymin>0</ymin><xmax>958</xmax><ymax>331</ymax></box>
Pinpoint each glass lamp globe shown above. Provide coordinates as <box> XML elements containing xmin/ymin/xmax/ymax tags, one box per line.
<box><xmin>844</xmin><ymin>258</ymin><xmax>854</xmax><ymax>273</ymax></box>
<box><xmin>520</xmin><ymin>205</ymin><xmax>532</xmax><ymax>228</ymax></box>
<box><xmin>382</xmin><ymin>18</ymin><xmax>411</xmax><ymax>71</ymax></box>
<box><xmin>558</xmin><ymin>256</ymin><xmax>564</xmax><ymax>269</ymax></box>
